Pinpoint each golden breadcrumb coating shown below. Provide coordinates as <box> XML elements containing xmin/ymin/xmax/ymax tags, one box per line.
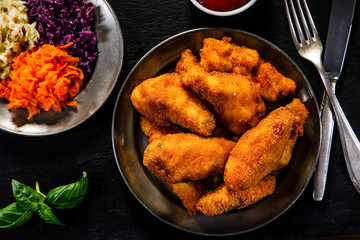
<box><xmin>143</xmin><ymin>133</ymin><xmax>235</xmax><ymax>183</ymax></box>
<box><xmin>131</xmin><ymin>72</ymin><xmax>215</xmax><ymax>136</ymax></box>
<box><xmin>274</xmin><ymin>98</ymin><xmax>309</xmax><ymax>170</ymax></box>
<box><xmin>284</xmin><ymin>98</ymin><xmax>309</xmax><ymax>137</ymax></box>
<box><xmin>140</xmin><ymin>117</ymin><xmax>219</xmax><ymax>215</ymax></box>
<box><xmin>224</xmin><ymin>98</ymin><xmax>308</xmax><ymax>190</ymax></box>
<box><xmin>196</xmin><ymin>175</ymin><xmax>276</xmax><ymax>216</ymax></box>
<box><xmin>224</xmin><ymin>107</ymin><xmax>294</xmax><ymax>190</ymax></box>
<box><xmin>140</xmin><ymin>116</ymin><xmax>180</xmax><ymax>142</ymax></box>
<box><xmin>199</xmin><ymin>37</ymin><xmax>260</xmax><ymax>75</ymax></box>
<box><xmin>169</xmin><ymin>181</ymin><xmax>209</xmax><ymax>215</ymax></box>
<box><xmin>168</xmin><ymin>176</ymin><xmax>219</xmax><ymax>215</ymax></box>
<box><xmin>198</xmin><ymin>37</ymin><xmax>296</xmax><ymax>102</ymax></box>
<box><xmin>176</xmin><ymin>49</ymin><xmax>266</xmax><ymax>135</ymax></box>
<box><xmin>253</xmin><ymin>60</ymin><xmax>296</xmax><ymax>102</ymax></box>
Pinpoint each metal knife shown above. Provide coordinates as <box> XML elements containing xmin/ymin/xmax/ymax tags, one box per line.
<box><xmin>313</xmin><ymin>0</ymin><xmax>356</xmax><ymax>201</ymax></box>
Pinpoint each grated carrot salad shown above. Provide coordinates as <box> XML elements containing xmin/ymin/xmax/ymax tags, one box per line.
<box><xmin>0</xmin><ymin>42</ymin><xmax>84</xmax><ymax>119</ymax></box>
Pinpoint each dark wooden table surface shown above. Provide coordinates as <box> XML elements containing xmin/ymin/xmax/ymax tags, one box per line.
<box><xmin>1</xmin><ymin>0</ymin><xmax>360</xmax><ymax>239</ymax></box>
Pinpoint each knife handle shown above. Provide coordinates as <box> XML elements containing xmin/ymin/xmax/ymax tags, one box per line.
<box><xmin>313</xmin><ymin>80</ymin><xmax>336</xmax><ymax>201</ymax></box>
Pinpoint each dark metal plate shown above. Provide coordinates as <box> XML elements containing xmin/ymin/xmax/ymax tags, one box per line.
<box><xmin>112</xmin><ymin>28</ymin><xmax>320</xmax><ymax>236</ymax></box>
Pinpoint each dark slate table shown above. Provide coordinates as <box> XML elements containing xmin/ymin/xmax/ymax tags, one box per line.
<box><xmin>1</xmin><ymin>0</ymin><xmax>360</xmax><ymax>239</ymax></box>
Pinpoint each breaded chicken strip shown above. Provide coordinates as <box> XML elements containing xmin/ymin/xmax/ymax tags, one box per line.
<box><xmin>140</xmin><ymin>117</ymin><xmax>222</xmax><ymax>214</ymax></box>
<box><xmin>143</xmin><ymin>133</ymin><xmax>236</xmax><ymax>183</ymax></box>
<box><xmin>274</xmin><ymin>98</ymin><xmax>309</xmax><ymax>170</ymax></box>
<box><xmin>224</xmin><ymin>107</ymin><xmax>294</xmax><ymax>190</ymax></box>
<box><xmin>253</xmin><ymin>60</ymin><xmax>296</xmax><ymax>102</ymax></box>
<box><xmin>196</xmin><ymin>175</ymin><xmax>276</xmax><ymax>216</ymax></box>
<box><xmin>199</xmin><ymin>37</ymin><xmax>260</xmax><ymax>76</ymax></box>
<box><xmin>176</xmin><ymin>49</ymin><xmax>266</xmax><ymax>135</ymax></box>
<box><xmin>224</xmin><ymin>99</ymin><xmax>308</xmax><ymax>190</ymax></box>
<box><xmin>131</xmin><ymin>72</ymin><xmax>215</xmax><ymax>136</ymax></box>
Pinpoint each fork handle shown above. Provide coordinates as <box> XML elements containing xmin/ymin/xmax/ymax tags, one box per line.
<box><xmin>313</xmin><ymin>80</ymin><xmax>336</xmax><ymax>201</ymax></box>
<box><xmin>316</xmin><ymin>65</ymin><xmax>360</xmax><ymax>193</ymax></box>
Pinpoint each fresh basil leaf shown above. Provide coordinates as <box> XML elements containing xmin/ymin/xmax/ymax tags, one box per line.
<box><xmin>35</xmin><ymin>181</ymin><xmax>41</xmax><ymax>193</ymax></box>
<box><xmin>37</xmin><ymin>203</ymin><xmax>64</xmax><ymax>226</ymax></box>
<box><xmin>0</xmin><ymin>203</ymin><xmax>34</xmax><ymax>229</ymax></box>
<box><xmin>11</xmin><ymin>180</ymin><xmax>45</xmax><ymax>210</ymax></box>
<box><xmin>46</xmin><ymin>171</ymin><xmax>88</xmax><ymax>209</ymax></box>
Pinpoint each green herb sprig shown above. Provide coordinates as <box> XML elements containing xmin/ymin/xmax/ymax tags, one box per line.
<box><xmin>0</xmin><ymin>171</ymin><xmax>88</xmax><ymax>229</ymax></box>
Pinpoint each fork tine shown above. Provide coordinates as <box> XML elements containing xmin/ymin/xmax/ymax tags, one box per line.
<box><xmin>287</xmin><ymin>0</ymin><xmax>305</xmax><ymax>43</ymax></box>
<box><xmin>284</xmin><ymin>0</ymin><xmax>300</xmax><ymax>45</ymax></box>
<box><xmin>296</xmin><ymin>0</ymin><xmax>313</xmax><ymax>40</ymax></box>
<box><xmin>301</xmin><ymin>0</ymin><xmax>320</xmax><ymax>38</ymax></box>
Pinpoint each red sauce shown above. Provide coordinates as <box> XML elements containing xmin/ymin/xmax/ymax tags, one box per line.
<box><xmin>196</xmin><ymin>0</ymin><xmax>251</xmax><ymax>12</ymax></box>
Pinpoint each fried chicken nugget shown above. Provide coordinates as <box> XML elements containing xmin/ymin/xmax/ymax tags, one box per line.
<box><xmin>253</xmin><ymin>60</ymin><xmax>296</xmax><ymax>102</ymax></box>
<box><xmin>143</xmin><ymin>133</ymin><xmax>236</xmax><ymax>183</ymax></box>
<box><xmin>199</xmin><ymin>37</ymin><xmax>295</xmax><ymax>102</ymax></box>
<box><xmin>196</xmin><ymin>175</ymin><xmax>276</xmax><ymax>216</ymax></box>
<box><xmin>177</xmin><ymin>49</ymin><xmax>266</xmax><ymax>135</ymax></box>
<box><xmin>224</xmin><ymin>107</ymin><xmax>295</xmax><ymax>190</ymax></box>
<box><xmin>131</xmin><ymin>72</ymin><xmax>215</xmax><ymax>136</ymax></box>
<box><xmin>199</xmin><ymin>37</ymin><xmax>260</xmax><ymax>76</ymax></box>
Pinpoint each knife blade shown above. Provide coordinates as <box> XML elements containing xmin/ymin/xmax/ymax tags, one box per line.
<box><xmin>313</xmin><ymin>0</ymin><xmax>356</xmax><ymax>201</ymax></box>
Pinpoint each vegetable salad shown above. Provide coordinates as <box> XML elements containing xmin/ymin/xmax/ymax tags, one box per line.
<box><xmin>0</xmin><ymin>0</ymin><xmax>98</xmax><ymax>119</ymax></box>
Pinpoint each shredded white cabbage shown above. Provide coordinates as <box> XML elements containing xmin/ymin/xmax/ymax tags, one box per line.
<box><xmin>0</xmin><ymin>0</ymin><xmax>39</xmax><ymax>80</ymax></box>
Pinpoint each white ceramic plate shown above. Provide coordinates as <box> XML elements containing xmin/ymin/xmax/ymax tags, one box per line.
<box><xmin>189</xmin><ymin>0</ymin><xmax>258</xmax><ymax>16</ymax></box>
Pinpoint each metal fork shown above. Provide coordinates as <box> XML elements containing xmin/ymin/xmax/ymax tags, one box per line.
<box><xmin>285</xmin><ymin>0</ymin><xmax>360</xmax><ymax>193</ymax></box>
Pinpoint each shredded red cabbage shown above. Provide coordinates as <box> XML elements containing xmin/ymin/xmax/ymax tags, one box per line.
<box><xmin>26</xmin><ymin>0</ymin><xmax>98</xmax><ymax>74</ymax></box>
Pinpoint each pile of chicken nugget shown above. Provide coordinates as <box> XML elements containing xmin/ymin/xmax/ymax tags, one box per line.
<box><xmin>130</xmin><ymin>37</ymin><xmax>309</xmax><ymax>216</ymax></box>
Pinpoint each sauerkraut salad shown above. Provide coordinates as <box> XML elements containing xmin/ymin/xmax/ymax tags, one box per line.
<box><xmin>0</xmin><ymin>0</ymin><xmax>39</xmax><ymax>80</ymax></box>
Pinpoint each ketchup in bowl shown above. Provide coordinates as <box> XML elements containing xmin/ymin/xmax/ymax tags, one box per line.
<box><xmin>196</xmin><ymin>0</ymin><xmax>250</xmax><ymax>12</ymax></box>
